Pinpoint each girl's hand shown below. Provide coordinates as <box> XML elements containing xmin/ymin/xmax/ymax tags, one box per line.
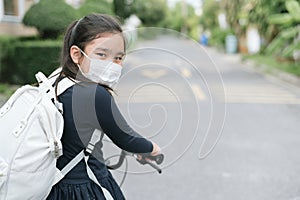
<box><xmin>151</xmin><ymin>142</ymin><xmax>161</xmax><ymax>156</ymax></box>
<box><xmin>136</xmin><ymin>142</ymin><xmax>161</xmax><ymax>162</ymax></box>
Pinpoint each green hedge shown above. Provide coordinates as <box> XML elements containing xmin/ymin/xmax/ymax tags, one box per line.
<box><xmin>0</xmin><ymin>37</ymin><xmax>18</xmax><ymax>83</ymax></box>
<box><xmin>0</xmin><ymin>38</ymin><xmax>62</xmax><ymax>84</ymax></box>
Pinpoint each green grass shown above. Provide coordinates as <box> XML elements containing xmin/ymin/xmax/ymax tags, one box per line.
<box><xmin>0</xmin><ymin>83</ymin><xmax>17</xmax><ymax>96</ymax></box>
<box><xmin>243</xmin><ymin>54</ymin><xmax>300</xmax><ymax>77</ymax></box>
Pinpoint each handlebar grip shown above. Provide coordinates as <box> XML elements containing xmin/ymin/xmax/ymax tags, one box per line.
<box><xmin>146</xmin><ymin>154</ymin><xmax>164</xmax><ymax>165</ymax></box>
<box><xmin>145</xmin><ymin>160</ymin><xmax>162</xmax><ymax>174</ymax></box>
<box><xmin>136</xmin><ymin>157</ymin><xmax>163</xmax><ymax>174</ymax></box>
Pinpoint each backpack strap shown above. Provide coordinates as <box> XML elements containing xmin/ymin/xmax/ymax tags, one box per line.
<box><xmin>9</xmin><ymin>72</ymin><xmax>57</xmax><ymax>137</ymax></box>
<box><xmin>54</xmin><ymin>129</ymin><xmax>113</xmax><ymax>200</ymax></box>
<box><xmin>46</xmin><ymin>69</ymin><xmax>77</xmax><ymax>112</ymax></box>
<box><xmin>48</xmin><ymin>69</ymin><xmax>113</xmax><ymax>199</ymax></box>
<box><xmin>83</xmin><ymin>130</ymin><xmax>113</xmax><ymax>199</ymax></box>
<box><xmin>47</xmin><ymin>68</ymin><xmax>77</xmax><ymax>96</ymax></box>
<box><xmin>54</xmin><ymin>129</ymin><xmax>103</xmax><ymax>179</ymax></box>
<box><xmin>84</xmin><ymin>154</ymin><xmax>114</xmax><ymax>200</ymax></box>
<box><xmin>56</xmin><ymin>77</ymin><xmax>77</xmax><ymax>96</ymax></box>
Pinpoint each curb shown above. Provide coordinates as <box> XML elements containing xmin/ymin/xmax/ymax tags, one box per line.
<box><xmin>205</xmin><ymin>46</ymin><xmax>300</xmax><ymax>88</ymax></box>
<box><xmin>242</xmin><ymin>58</ymin><xmax>300</xmax><ymax>88</ymax></box>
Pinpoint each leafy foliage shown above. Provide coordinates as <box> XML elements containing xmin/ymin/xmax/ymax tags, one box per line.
<box><xmin>0</xmin><ymin>37</ymin><xmax>18</xmax><ymax>82</ymax></box>
<box><xmin>248</xmin><ymin>0</ymin><xmax>287</xmax><ymax>41</ymax></box>
<box><xmin>266</xmin><ymin>0</ymin><xmax>300</xmax><ymax>58</ymax></box>
<box><xmin>113</xmin><ymin>0</ymin><xmax>132</xmax><ymax>22</ymax></box>
<box><xmin>78</xmin><ymin>0</ymin><xmax>114</xmax><ymax>17</ymax></box>
<box><xmin>163</xmin><ymin>2</ymin><xmax>200</xmax><ymax>39</ymax></box>
<box><xmin>22</xmin><ymin>0</ymin><xmax>79</xmax><ymax>39</ymax></box>
<box><xmin>199</xmin><ymin>0</ymin><xmax>220</xmax><ymax>30</ymax></box>
<box><xmin>209</xmin><ymin>28</ymin><xmax>234</xmax><ymax>49</ymax></box>
<box><xmin>130</xmin><ymin>0</ymin><xmax>168</xmax><ymax>27</ymax></box>
<box><xmin>0</xmin><ymin>39</ymin><xmax>61</xmax><ymax>84</ymax></box>
<box><xmin>221</xmin><ymin>0</ymin><xmax>247</xmax><ymax>36</ymax></box>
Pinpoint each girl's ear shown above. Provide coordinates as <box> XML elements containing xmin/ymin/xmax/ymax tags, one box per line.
<box><xmin>70</xmin><ymin>45</ymin><xmax>82</xmax><ymax>64</ymax></box>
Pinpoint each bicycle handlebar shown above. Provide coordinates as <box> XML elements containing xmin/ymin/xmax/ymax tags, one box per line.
<box><xmin>107</xmin><ymin>150</ymin><xmax>164</xmax><ymax>174</ymax></box>
<box><xmin>106</xmin><ymin>150</ymin><xmax>127</xmax><ymax>170</ymax></box>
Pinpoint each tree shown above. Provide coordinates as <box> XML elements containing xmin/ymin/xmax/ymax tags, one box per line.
<box><xmin>112</xmin><ymin>0</ymin><xmax>168</xmax><ymax>25</ymax></box>
<box><xmin>164</xmin><ymin>3</ymin><xmax>184</xmax><ymax>32</ymax></box>
<box><xmin>199</xmin><ymin>0</ymin><xmax>231</xmax><ymax>47</ymax></box>
<box><xmin>220</xmin><ymin>0</ymin><xmax>247</xmax><ymax>37</ymax></box>
<box><xmin>78</xmin><ymin>0</ymin><xmax>114</xmax><ymax>17</ymax></box>
<box><xmin>113</xmin><ymin>0</ymin><xmax>126</xmax><ymax>20</ymax></box>
<box><xmin>199</xmin><ymin>0</ymin><xmax>220</xmax><ymax>31</ymax></box>
<box><xmin>113</xmin><ymin>0</ymin><xmax>133</xmax><ymax>22</ymax></box>
<box><xmin>130</xmin><ymin>0</ymin><xmax>168</xmax><ymax>27</ymax></box>
<box><xmin>23</xmin><ymin>0</ymin><xmax>79</xmax><ymax>39</ymax></box>
<box><xmin>248</xmin><ymin>0</ymin><xmax>287</xmax><ymax>43</ymax></box>
<box><xmin>164</xmin><ymin>2</ymin><xmax>199</xmax><ymax>39</ymax></box>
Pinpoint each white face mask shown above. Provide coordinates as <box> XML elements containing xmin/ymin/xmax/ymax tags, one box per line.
<box><xmin>78</xmin><ymin>50</ymin><xmax>122</xmax><ymax>88</ymax></box>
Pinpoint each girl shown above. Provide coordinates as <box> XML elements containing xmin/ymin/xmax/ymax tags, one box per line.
<box><xmin>47</xmin><ymin>14</ymin><xmax>161</xmax><ymax>200</ymax></box>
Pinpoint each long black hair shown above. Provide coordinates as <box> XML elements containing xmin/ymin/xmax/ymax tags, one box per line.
<box><xmin>60</xmin><ymin>14</ymin><xmax>125</xmax><ymax>83</ymax></box>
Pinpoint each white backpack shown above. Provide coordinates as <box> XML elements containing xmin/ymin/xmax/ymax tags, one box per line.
<box><xmin>0</xmin><ymin>71</ymin><xmax>114</xmax><ymax>200</ymax></box>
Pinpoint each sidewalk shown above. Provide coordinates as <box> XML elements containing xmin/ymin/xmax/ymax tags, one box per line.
<box><xmin>207</xmin><ymin>46</ymin><xmax>300</xmax><ymax>88</ymax></box>
<box><xmin>243</xmin><ymin>58</ymin><xmax>300</xmax><ymax>87</ymax></box>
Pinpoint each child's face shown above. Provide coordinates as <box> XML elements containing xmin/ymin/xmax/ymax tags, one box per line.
<box><xmin>79</xmin><ymin>33</ymin><xmax>125</xmax><ymax>73</ymax></box>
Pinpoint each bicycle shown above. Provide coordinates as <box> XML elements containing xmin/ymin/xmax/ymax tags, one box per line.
<box><xmin>105</xmin><ymin>150</ymin><xmax>164</xmax><ymax>187</ymax></box>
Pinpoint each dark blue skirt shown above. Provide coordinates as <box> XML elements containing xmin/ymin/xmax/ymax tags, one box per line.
<box><xmin>46</xmin><ymin>172</ymin><xmax>125</xmax><ymax>200</ymax></box>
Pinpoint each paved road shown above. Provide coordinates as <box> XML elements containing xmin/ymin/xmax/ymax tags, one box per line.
<box><xmin>1</xmin><ymin>33</ymin><xmax>300</xmax><ymax>200</ymax></box>
<box><xmin>106</xmin><ymin>33</ymin><xmax>300</xmax><ymax>200</ymax></box>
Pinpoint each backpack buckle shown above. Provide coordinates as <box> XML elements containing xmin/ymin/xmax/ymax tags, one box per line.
<box><xmin>49</xmin><ymin>139</ymin><xmax>62</xmax><ymax>158</ymax></box>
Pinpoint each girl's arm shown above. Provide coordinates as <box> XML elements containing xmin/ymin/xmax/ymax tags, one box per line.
<box><xmin>94</xmin><ymin>85</ymin><xmax>155</xmax><ymax>154</ymax></box>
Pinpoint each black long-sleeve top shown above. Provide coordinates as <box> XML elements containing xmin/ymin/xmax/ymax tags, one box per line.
<box><xmin>56</xmin><ymin>82</ymin><xmax>153</xmax><ymax>184</ymax></box>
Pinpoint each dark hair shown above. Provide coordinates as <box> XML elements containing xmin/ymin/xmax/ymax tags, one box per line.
<box><xmin>60</xmin><ymin>14</ymin><xmax>124</xmax><ymax>81</ymax></box>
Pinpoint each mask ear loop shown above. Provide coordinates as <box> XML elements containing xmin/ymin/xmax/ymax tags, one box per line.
<box><xmin>79</xmin><ymin>49</ymin><xmax>90</xmax><ymax>60</ymax></box>
<box><xmin>77</xmin><ymin>49</ymin><xmax>91</xmax><ymax>73</ymax></box>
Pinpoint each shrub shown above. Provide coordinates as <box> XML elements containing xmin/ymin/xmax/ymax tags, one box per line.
<box><xmin>0</xmin><ymin>37</ymin><xmax>17</xmax><ymax>61</ymax></box>
<box><xmin>23</xmin><ymin>0</ymin><xmax>79</xmax><ymax>39</ymax></box>
<box><xmin>0</xmin><ymin>37</ymin><xmax>18</xmax><ymax>83</ymax></box>
<box><xmin>1</xmin><ymin>40</ymin><xmax>62</xmax><ymax>84</ymax></box>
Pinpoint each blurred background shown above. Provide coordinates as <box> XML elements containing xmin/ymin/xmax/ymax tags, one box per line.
<box><xmin>1</xmin><ymin>1</ymin><xmax>300</xmax><ymax>199</ymax></box>
<box><xmin>0</xmin><ymin>0</ymin><xmax>299</xmax><ymax>87</ymax></box>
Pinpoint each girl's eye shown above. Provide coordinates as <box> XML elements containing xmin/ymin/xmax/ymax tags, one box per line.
<box><xmin>96</xmin><ymin>53</ymin><xmax>107</xmax><ymax>58</ymax></box>
<box><xmin>115</xmin><ymin>56</ymin><xmax>124</xmax><ymax>61</ymax></box>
